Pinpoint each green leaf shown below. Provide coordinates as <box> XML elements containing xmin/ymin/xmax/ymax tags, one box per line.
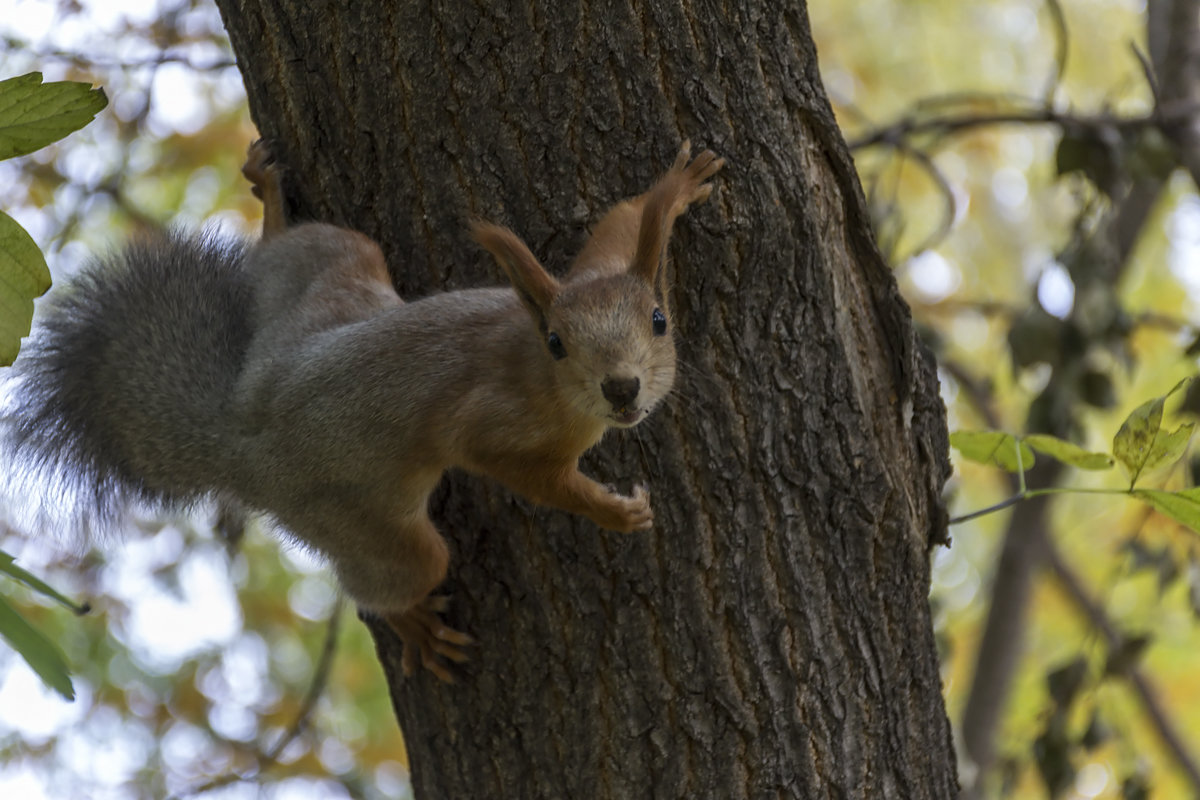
<box><xmin>0</xmin><ymin>72</ymin><xmax>107</xmax><ymax>160</ymax></box>
<box><xmin>1133</xmin><ymin>487</ymin><xmax>1200</xmax><ymax>533</ymax></box>
<box><xmin>1144</xmin><ymin>422</ymin><xmax>1194</xmax><ymax>475</ymax></box>
<box><xmin>0</xmin><ymin>551</ymin><xmax>87</xmax><ymax>613</ymax></box>
<box><xmin>1114</xmin><ymin>397</ymin><xmax>1165</xmax><ymax>480</ymax></box>
<box><xmin>1113</xmin><ymin>380</ymin><xmax>1191</xmax><ymax>486</ymax></box>
<box><xmin>950</xmin><ymin>431</ymin><xmax>1035</xmax><ymax>472</ymax></box>
<box><xmin>1023</xmin><ymin>434</ymin><xmax>1114</xmax><ymax>470</ymax></box>
<box><xmin>0</xmin><ymin>208</ymin><xmax>50</xmax><ymax>365</ymax></box>
<box><xmin>0</xmin><ymin>593</ymin><xmax>74</xmax><ymax>700</ymax></box>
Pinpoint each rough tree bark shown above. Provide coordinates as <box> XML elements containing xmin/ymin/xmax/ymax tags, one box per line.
<box><xmin>212</xmin><ymin>1</ymin><xmax>956</xmax><ymax>797</ymax></box>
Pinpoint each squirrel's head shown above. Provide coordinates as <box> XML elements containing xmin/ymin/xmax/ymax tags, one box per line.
<box><xmin>472</xmin><ymin>221</ymin><xmax>676</xmax><ymax>429</ymax></box>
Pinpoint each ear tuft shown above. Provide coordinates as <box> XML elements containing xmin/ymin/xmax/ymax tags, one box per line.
<box><xmin>628</xmin><ymin>144</ymin><xmax>725</xmax><ymax>285</ymax></box>
<box><xmin>471</xmin><ymin>220</ymin><xmax>560</xmax><ymax>327</ymax></box>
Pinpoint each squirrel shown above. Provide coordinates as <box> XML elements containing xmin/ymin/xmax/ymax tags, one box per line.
<box><xmin>6</xmin><ymin>139</ymin><xmax>723</xmax><ymax>681</ymax></box>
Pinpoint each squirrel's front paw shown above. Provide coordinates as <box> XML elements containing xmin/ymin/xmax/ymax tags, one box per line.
<box><xmin>602</xmin><ymin>484</ymin><xmax>653</xmax><ymax>533</ymax></box>
<box><xmin>669</xmin><ymin>140</ymin><xmax>725</xmax><ymax>212</ymax></box>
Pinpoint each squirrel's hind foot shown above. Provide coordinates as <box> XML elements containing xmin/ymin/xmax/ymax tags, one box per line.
<box><xmin>384</xmin><ymin>596</ymin><xmax>474</xmax><ymax>683</ymax></box>
<box><xmin>241</xmin><ymin>139</ymin><xmax>279</xmax><ymax>199</ymax></box>
<box><xmin>242</xmin><ymin>138</ymin><xmax>289</xmax><ymax>237</ymax></box>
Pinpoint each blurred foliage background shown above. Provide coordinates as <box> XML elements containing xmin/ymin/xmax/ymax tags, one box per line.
<box><xmin>0</xmin><ymin>1</ymin><xmax>409</xmax><ymax>798</ymax></box>
<box><xmin>812</xmin><ymin>1</ymin><xmax>1200</xmax><ymax>798</ymax></box>
<box><xmin>1</xmin><ymin>0</ymin><xmax>1199</xmax><ymax>798</ymax></box>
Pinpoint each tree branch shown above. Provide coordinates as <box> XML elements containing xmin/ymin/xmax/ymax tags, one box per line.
<box><xmin>1154</xmin><ymin>0</ymin><xmax>1200</xmax><ymax>188</ymax></box>
<box><xmin>846</xmin><ymin>102</ymin><xmax>1196</xmax><ymax>152</ymax></box>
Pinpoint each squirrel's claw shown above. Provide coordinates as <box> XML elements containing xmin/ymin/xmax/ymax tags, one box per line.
<box><xmin>627</xmin><ymin>485</ymin><xmax>654</xmax><ymax>531</ymax></box>
<box><xmin>242</xmin><ymin>139</ymin><xmax>276</xmax><ymax>176</ymax></box>
<box><xmin>385</xmin><ymin>597</ymin><xmax>474</xmax><ymax>684</ymax></box>
<box><xmin>662</xmin><ymin>144</ymin><xmax>724</xmax><ymax>218</ymax></box>
<box><xmin>242</xmin><ymin>139</ymin><xmax>283</xmax><ymax>202</ymax></box>
<box><xmin>672</xmin><ymin>139</ymin><xmax>693</xmax><ymax>171</ymax></box>
<box><xmin>603</xmin><ymin>484</ymin><xmax>653</xmax><ymax>533</ymax></box>
<box><xmin>691</xmin><ymin>154</ymin><xmax>724</xmax><ymax>184</ymax></box>
<box><xmin>669</xmin><ymin>141</ymin><xmax>724</xmax><ymax>181</ymax></box>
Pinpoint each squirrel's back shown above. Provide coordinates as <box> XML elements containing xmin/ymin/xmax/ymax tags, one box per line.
<box><xmin>6</xmin><ymin>230</ymin><xmax>253</xmax><ymax>520</ymax></box>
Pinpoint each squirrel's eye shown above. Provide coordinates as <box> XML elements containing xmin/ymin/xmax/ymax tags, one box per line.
<box><xmin>547</xmin><ymin>331</ymin><xmax>567</xmax><ymax>360</ymax></box>
<box><xmin>651</xmin><ymin>307</ymin><xmax>667</xmax><ymax>336</ymax></box>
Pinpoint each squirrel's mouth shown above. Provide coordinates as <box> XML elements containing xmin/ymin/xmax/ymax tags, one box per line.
<box><xmin>610</xmin><ymin>407</ymin><xmax>643</xmax><ymax>426</ymax></box>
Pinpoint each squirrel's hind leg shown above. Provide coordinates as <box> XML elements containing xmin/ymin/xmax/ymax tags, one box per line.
<box><xmin>242</xmin><ymin>139</ymin><xmax>288</xmax><ymax>239</ymax></box>
<box><xmin>333</xmin><ymin>513</ymin><xmax>473</xmax><ymax>683</ymax></box>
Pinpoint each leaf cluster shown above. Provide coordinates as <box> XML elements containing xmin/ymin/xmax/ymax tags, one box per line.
<box><xmin>0</xmin><ymin>70</ymin><xmax>105</xmax><ymax>702</ymax></box>
<box><xmin>951</xmin><ymin>379</ymin><xmax>1200</xmax><ymax>531</ymax></box>
<box><xmin>0</xmin><ymin>71</ymin><xmax>106</xmax><ymax>366</ymax></box>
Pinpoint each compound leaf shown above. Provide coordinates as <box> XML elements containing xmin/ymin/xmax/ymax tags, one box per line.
<box><xmin>0</xmin><ymin>72</ymin><xmax>107</xmax><ymax>160</ymax></box>
<box><xmin>951</xmin><ymin>431</ymin><xmax>1035</xmax><ymax>473</ymax></box>
<box><xmin>0</xmin><ymin>208</ymin><xmax>50</xmax><ymax>365</ymax></box>
<box><xmin>1023</xmin><ymin>434</ymin><xmax>1114</xmax><ymax>470</ymax></box>
<box><xmin>1134</xmin><ymin>487</ymin><xmax>1200</xmax><ymax>534</ymax></box>
<box><xmin>0</xmin><ymin>593</ymin><xmax>74</xmax><ymax>700</ymax></box>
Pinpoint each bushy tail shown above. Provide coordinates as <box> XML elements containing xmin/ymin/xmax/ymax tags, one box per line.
<box><xmin>5</xmin><ymin>230</ymin><xmax>253</xmax><ymax>524</ymax></box>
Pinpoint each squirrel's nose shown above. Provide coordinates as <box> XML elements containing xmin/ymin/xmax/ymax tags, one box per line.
<box><xmin>601</xmin><ymin>376</ymin><xmax>640</xmax><ymax>410</ymax></box>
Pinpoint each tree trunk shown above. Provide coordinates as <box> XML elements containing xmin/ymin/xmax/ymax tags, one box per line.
<box><xmin>213</xmin><ymin>1</ymin><xmax>956</xmax><ymax>797</ymax></box>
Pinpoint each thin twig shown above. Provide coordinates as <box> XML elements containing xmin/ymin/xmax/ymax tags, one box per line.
<box><xmin>950</xmin><ymin>487</ymin><xmax>1139</xmax><ymax>527</ymax></box>
<box><xmin>915</xmin><ymin>297</ymin><xmax>1195</xmax><ymax>336</ymax></box>
<box><xmin>263</xmin><ymin>595</ymin><xmax>344</xmax><ymax>763</ymax></box>
<box><xmin>847</xmin><ymin>101</ymin><xmax>1197</xmax><ymax>152</ymax></box>
<box><xmin>884</xmin><ymin>140</ymin><xmax>957</xmax><ymax>257</ymax></box>
<box><xmin>169</xmin><ymin>596</ymin><xmax>345</xmax><ymax>799</ymax></box>
<box><xmin>1131</xmin><ymin>42</ymin><xmax>1161</xmax><ymax>107</ymax></box>
<box><xmin>948</xmin><ymin>494</ymin><xmax>1025</xmax><ymax>525</ymax></box>
<box><xmin>1043</xmin><ymin>0</ymin><xmax>1070</xmax><ymax>101</ymax></box>
<box><xmin>0</xmin><ymin>36</ymin><xmax>236</xmax><ymax>71</ymax></box>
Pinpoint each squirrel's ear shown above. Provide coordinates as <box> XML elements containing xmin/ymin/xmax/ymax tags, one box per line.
<box><xmin>627</xmin><ymin>183</ymin><xmax>674</xmax><ymax>287</ymax></box>
<box><xmin>472</xmin><ymin>221</ymin><xmax>560</xmax><ymax>329</ymax></box>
